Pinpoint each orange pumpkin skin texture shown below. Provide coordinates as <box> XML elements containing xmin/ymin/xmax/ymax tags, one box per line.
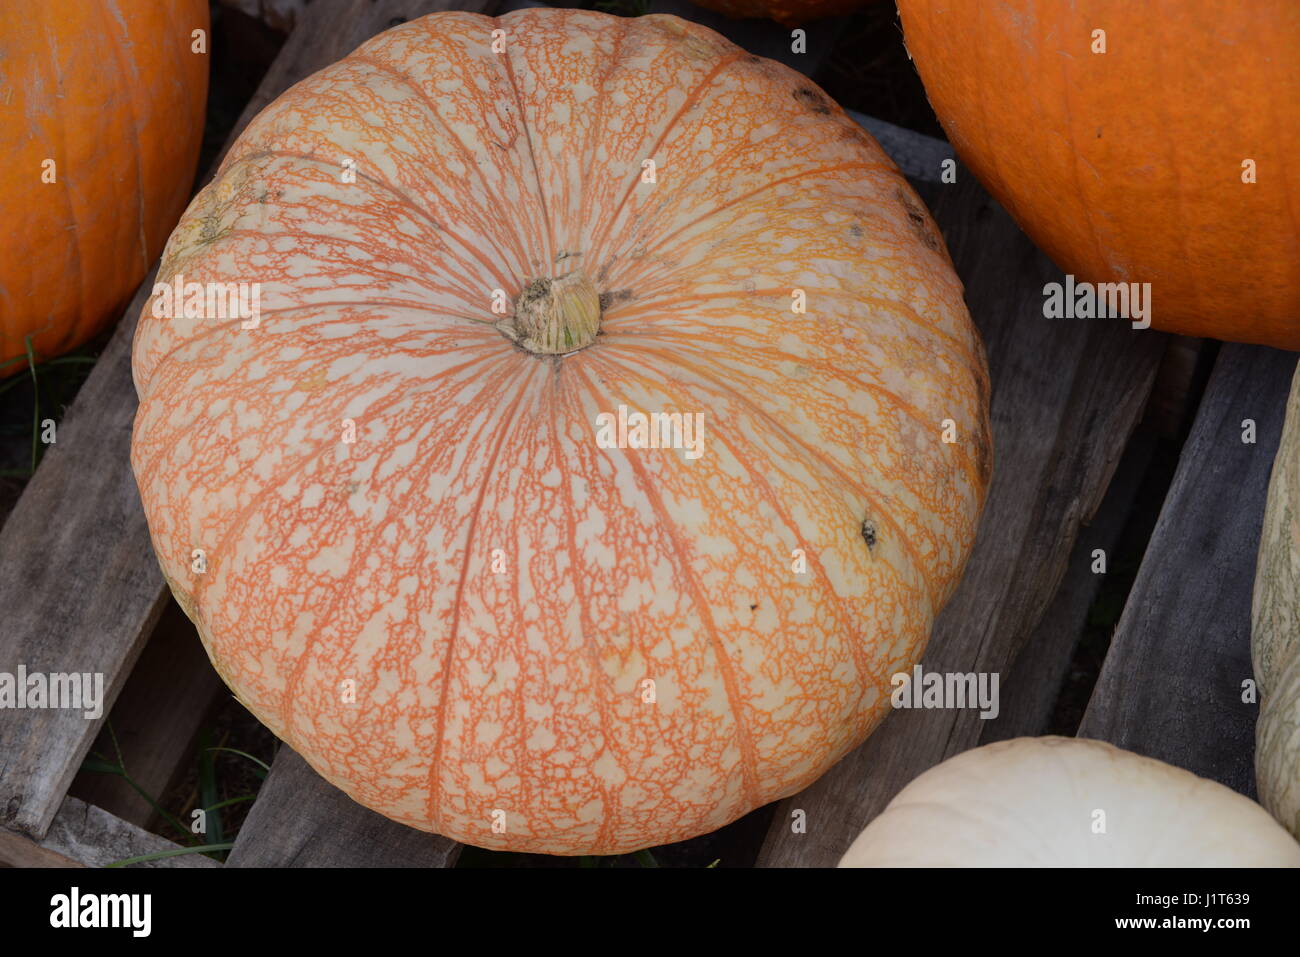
<box><xmin>132</xmin><ymin>9</ymin><xmax>991</xmax><ymax>855</ymax></box>
<box><xmin>0</xmin><ymin>0</ymin><xmax>208</xmax><ymax>375</ymax></box>
<box><xmin>689</xmin><ymin>0</ymin><xmax>873</xmax><ymax>28</ymax></box>
<box><xmin>897</xmin><ymin>0</ymin><xmax>1300</xmax><ymax>350</ymax></box>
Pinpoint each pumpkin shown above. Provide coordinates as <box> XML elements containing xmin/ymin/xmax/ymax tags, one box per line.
<box><xmin>896</xmin><ymin>0</ymin><xmax>1300</xmax><ymax>350</ymax></box>
<box><xmin>1253</xmin><ymin>363</ymin><xmax>1300</xmax><ymax>838</ymax></box>
<box><xmin>688</xmin><ymin>0</ymin><xmax>872</xmax><ymax>28</ymax></box>
<box><xmin>0</xmin><ymin>0</ymin><xmax>209</xmax><ymax>375</ymax></box>
<box><xmin>131</xmin><ymin>9</ymin><xmax>991</xmax><ymax>855</ymax></box>
<box><xmin>839</xmin><ymin>737</ymin><xmax>1300</xmax><ymax>867</ymax></box>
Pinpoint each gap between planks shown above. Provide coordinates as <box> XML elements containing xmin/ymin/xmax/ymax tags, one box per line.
<box><xmin>1079</xmin><ymin>344</ymin><xmax>1299</xmax><ymax>793</ymax></box>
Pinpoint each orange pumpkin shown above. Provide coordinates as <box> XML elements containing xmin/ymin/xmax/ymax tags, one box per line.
<box><xmin>131</xmin><ymin>9</ymin><xmax>991</xmax><ymax>854</ymax></box>
<box><xmin>898</xmin><ymin>0</ymin><xmax>1300</xmax><ymax>350</ymax></box>
<box><xmin>0</xmin><ymin>0</ymin><xmax>209</xmax><ymax>375</ymax></box>
<box><xmin>689</xmin><ymin>0</ymin><xmax>873</xmax><ymax>28</ymax></box>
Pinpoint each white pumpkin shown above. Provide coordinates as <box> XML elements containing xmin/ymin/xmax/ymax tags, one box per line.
<box><xmin>839</xmin><ymin>736</ymin><xmax>1300</xmax><ymax>867</ymax></box>
<box><xmin>1257</xmin><ymin>655</ymin><xmax>1300</xmax><ymax>838</ymax></box>
<box><xmin>1253</xmin><ymin>364</ymin><xmax>1300</xmax><ymax>838</ymax></box>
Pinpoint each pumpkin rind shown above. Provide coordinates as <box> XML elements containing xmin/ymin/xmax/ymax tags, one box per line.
<box><xmin>0</xmin><ymin>0</ymin><xmax>208</xmax><ymax>374</ymax></box>
<box><xmin>1253</xmin><ymin>363</ymin><xmax>1300</xmax><ymax>838</ymax></box>
<box><xmin>839</xmin><ymin>737</ymin><xmax>1300</xmax><ymax>867</ymax></box>
<box><xmin>897</xmin><ymin>0</ymin><xmax>1300</xmax><ymax>349</ymax></box>
<box><xmin>131</xmin><ymin>9</ymin><xmax>991</xmax><ymax>854</ymax></box>
<box><xmin>1257</xmin><ymin>654</ymin><xmax>1300</xmax><ymax>839</ymax></box>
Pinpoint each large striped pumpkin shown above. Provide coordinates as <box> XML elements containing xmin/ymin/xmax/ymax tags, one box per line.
<box><xmin>0</xmin><ymin>0</ymin><xmax>208</xmax><ymax>375</ymax></box>
<box><xmin>131</xmin><ymin>9</ymin><xmax>991</xmax><ymax>854</ymax></box>
<box><xmin>897</xmin><ymin>0</ymin><xmax>1300</xmax><ymax>350</ymax></box>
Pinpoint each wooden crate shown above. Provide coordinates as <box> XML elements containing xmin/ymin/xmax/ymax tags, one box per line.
<box><xmin>1</xmin><ymin>0</ymin><xmax>1293</xmax><ymax>868</ymax></box>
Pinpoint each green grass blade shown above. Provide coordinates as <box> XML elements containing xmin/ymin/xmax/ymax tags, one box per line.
<box><xmin>203</xmin><ymin>794</ymin><xmax>256</xmax><ymax>813</ymax></box>
<box><xmin>203</xmin><ymin>746</ymin><xmax>271</xmax><ymax>774</ymax></box>
<box><xmin>198</xmin><ymin>731</ymin><xmax>225</xmax><ymax>851</ymax></box>
<box><xmin>106</xmin><ymin>843</ymin><xmax>235</xmax><ymax>868</ymax></box>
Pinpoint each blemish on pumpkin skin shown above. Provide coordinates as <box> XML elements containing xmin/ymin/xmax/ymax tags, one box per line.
<box><xmin>836</xmin><ymin>123</ymin><xmax>868</xmax><ymax>144</ymax></box>
<box><xmin>197</xmin><ymin>211</ymin><xmax>230</xmax><ymax>246</ymax></box>
<box><xmin>861</xmin><ymin>519</ymin><xmax>878</xmax><ymax>551</ymax></box>
<box><xmin>293</xmin><ymin>369</ymin><xmax>329</xmax><ymax>393</ymax></box>
<box><xmin>973</xmin><ymin>423</ymin><xmax>993</xmax><ymax>488</ymax></box>
<box><xmin>792</xmin><ymin>87</ymin><xmax>832</xmax><ymax>116</ymax></box>
<box><xmin>598</xmin><ymin>289</ymin><xmax>633</xmax><ymax>311</ymax></box>
<box><xmin>895</xmin><ymin>189</ymin><xmax>941</xmax><ymax>252</ymax></box>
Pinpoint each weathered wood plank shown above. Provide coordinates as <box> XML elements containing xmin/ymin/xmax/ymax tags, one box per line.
<box><xmin>755</xmin><ymin>170</ymin><xmax>1168</xmax><ymax>867</ymax></box>
<box><xmin>226</xmin><ymin>749</ymin><xmax>461</xmax><ymax>867</ymax></box>
<box><xmin>1079</xmin><ymin>345</ymin><xmax>1299</xmax><ymax>794</ymax></box>
<box><xmin>67</xmin><ymin>601</ymin><xmax>225</xmax><ymax>830</ymax></box>
<box><xmin>0</xmin><ymin>265</ymin><xmax>169</xmax><ymax>841</ymax></box>
<box><xmin>0</xmin><ymin>797</ymin><xmax>218</xmax><ymax>868</ymax></box>
<box><xmin>1147</xmin><ymin>336</ymin><xmax>1211</xmax><ymax>440</ymax></box>
<box><xmin>978</xmin><ymin>430</ymin><xmax>1154</xmax><ymax>742</ymax></box>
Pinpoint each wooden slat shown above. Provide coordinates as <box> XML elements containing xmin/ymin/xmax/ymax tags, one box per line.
<box><xmin>226</xmin><ymin>749</ymin><xmax>461</xmax><ymax>867</ymax></box>
<box><xmin>1146</xmin><ymin>336</ymin><xmax>1211</xmax><ymax>440</ymax></box>
<box><xmin>0</xmin><ymin>797</ymin><xmax>218</xmax><ymax>868</ymax></box>
<box><xmin>978</xmin><ymin>430</ymin><xmax>1154</xmax><ymax>742</ymax></box>
<box><xmin>0</xmin><ymin>265</ymin><xmax>169</xmax><ymax>841</ymax></box>
<box><xmin>67</xmin><ymin>601</ymin><xmax>225</xmax><ymax>829</ymax></box>
<box><xmin>1079</xmin><ymin>345</ymin><xmax>1299</xmax><ymax>794</ymax></box>
<box><xmin>755</xmin><ymin>171</ymin><xmax>1168</xmax><ymax>867</ymax></box>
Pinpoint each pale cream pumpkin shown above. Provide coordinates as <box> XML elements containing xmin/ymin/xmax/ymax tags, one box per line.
<box><xmin>840</xmin><ymin>737</ymin><xmax>1300</xmax><ymax>867</ymax></box>
<box><xmin>131</xmin><ymin>9</ymin><xmax>990</xmax><ymax>854</ymax></box>
<box><xmin>1253</xmin><ymin>363</ymin><xmax>1300</xmax><ymax>838</ymax></box>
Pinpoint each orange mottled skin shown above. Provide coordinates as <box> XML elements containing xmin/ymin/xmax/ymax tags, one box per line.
<box><xmin>132</xmin><ymin>9</ymin><xmax>990</xmax><ymax>855</ymax></box>
<box><xmin>899</xmin><ymin>0</ymin><xmax>1300</xmax><ymax>350</ymax></box>
<box><xmin>0</xmin><ymin>0</ymin><xmax>208</xmax><ymax>375</ymax></box>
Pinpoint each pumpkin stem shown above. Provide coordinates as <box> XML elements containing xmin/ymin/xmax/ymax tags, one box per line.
<box><xmin>502</xmin><ymin>272</ymin><xmax>601</xmax><ymax>355</ymax></box>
